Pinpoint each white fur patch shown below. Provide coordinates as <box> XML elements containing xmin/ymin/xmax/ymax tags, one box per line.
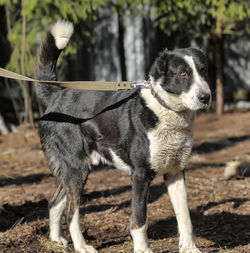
<box><xmin>90</xmin><ymin>149</ymin><xmax>131</xmax><ymax>174</ymax></box>
<box><xmin>180</xmin><ymin>55</ymin><xmax>211</xmax><ymax>111</ymax></box>
<box><xmin>69</xmin><ymin>208</ymin><xmax>97</xmax><ymax>252</ymax></box>
<box><xmin>131</xmin><ymin>223</ymin><xmax>152</xmax><ymax>252</ymax></box>
<box><xmin>90</xmin><ymin>150</ymin><xmax>111</xmax><ymax>166</ymax></box>
<box><xmin>110</xmin><ymin>149</ymin><xmax>131</xmax><ymax>174</ymax></box>
<box><xmin>69</xmin><ymin>208</ymin><xmax>86</xmax><ymax>251</ymax></box>
<box><xmin>49</xmin><ymin>196</ymin><xmax>67</xmax><ymax>245</ymax></box>
<box><xmin>141</xmin><ymin>89</ymin><xmax>195</xmax><ymax>176</ymax></box>
<box><xmin>166</xmin><ymin>173</ymin><xmax>198</xmax><ymax>251</ymax></box>
<box><xmin>51</xmin><ymin>20</ymin><xmax>74</xmax><ymax>49</ymax></box>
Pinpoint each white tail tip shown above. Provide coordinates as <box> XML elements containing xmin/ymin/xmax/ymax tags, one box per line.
<box><xmin>51</xmin><ymin>20</ymin><xmax>74</xmax><ymax>50</ymax></box>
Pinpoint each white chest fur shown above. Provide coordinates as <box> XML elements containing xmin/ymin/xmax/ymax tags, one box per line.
<box><xmin>141</xmin><ymin>89</ymin><xmax>195</xmax><ymax>176</ymax></box>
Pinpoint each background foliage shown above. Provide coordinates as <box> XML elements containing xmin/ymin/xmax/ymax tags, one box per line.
<box><xmin>0</xmin><ymin>0</ymin><xmax>249</xmax><ymax>127</ymax></box>
<box><xmin>0</xmin><ymin>0</ymin><xmax>107</xmax><ymax>75</ymax></box>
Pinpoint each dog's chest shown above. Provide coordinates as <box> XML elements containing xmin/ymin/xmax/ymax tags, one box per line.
<box><xmin>147</xmin><ymin>111</ymin><xmax>194</xmax><ymax>175</ymax></box>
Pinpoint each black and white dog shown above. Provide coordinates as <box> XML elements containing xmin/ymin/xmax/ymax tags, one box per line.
<box><xmin>36</xmin><ymin>21</ymin><xmax>211</xmax><ymax>253</ymax></box>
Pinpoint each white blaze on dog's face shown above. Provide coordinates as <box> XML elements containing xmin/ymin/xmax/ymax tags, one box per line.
<box><xmin>149</xmin><ymin>48</ymin><xmax>211</xmax><ymax>111</ymax></box>
<box><xmin>180</xmin><ymin>55</ymin><xmax>211</xmax><ymax>110</ymax></box>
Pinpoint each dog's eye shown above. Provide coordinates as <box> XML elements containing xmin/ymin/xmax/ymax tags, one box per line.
<box><xmin>180</xmin><ymin>71</ymin><xmax>187</xmax><ymax>77</ymax></box>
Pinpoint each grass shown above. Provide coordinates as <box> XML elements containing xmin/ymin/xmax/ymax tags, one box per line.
<box><xmin>38</xmin><ymin>235</ymin><xmax>71</xmax><ymax>253</ymax></box>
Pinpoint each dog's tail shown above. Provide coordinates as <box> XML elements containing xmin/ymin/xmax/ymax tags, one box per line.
<box><xmin>35</xmin><ymin>20</ymin><xmax>74</xmax><ymax>108</ymax></box>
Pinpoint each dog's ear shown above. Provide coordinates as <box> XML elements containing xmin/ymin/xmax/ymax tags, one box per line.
<box><xmin>189</xmin><ymin>47</ymin><xmax>205</xmax><ymax>55</ymax></box>
<box><xmin>149</xmin><ymin>49</ymin><xmax>169</xmax><ymax>80</ymax></box>
<box><xmin>188</xmin><ymin>47</ymin><xmax>208</xmax><ymax>64</ymax></box>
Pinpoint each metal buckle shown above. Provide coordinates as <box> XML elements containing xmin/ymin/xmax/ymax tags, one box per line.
<box><xmin>131</xmin><ymin>80</ymin><xmax>151</xmax><ymax>89</ymax></box>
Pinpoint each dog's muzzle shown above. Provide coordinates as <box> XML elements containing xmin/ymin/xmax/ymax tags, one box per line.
<box><xmin>198</xmin><ymin>92</ymin><xmax>211</xmax><ymax>105</ymax></box>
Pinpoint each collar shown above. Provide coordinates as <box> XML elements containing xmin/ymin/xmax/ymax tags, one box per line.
<box><xmin>133</xmin><ymin>79</ymin><xmax>174</xmax><ymax>111</ymax></box>
<box><xmin>150</xmin><ymin>88</ymin><xmax>174</xmax><ymax>111</ymax></box>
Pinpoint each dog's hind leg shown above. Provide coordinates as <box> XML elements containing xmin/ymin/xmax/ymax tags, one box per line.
<box><xmin>40</xmin><ymin>123</ymin><xmax>97</xmax><ymax>252</ymax></box>
<box><xmin>64</xmin><ymin>163</ymin><xmax>97</xmax><ymax>253</ymax></box>
<box><xmin>49</xmin><ymin>184</ymin><xmax>68</xmax><ymax>245</ymax></box>
<box><xmin>164</xmin><ymin>172</ymin><xmax>201</xmax><ymax>253</ymax></box>
<box><xmin>130</xmin><ymin>170</ymin><xmax>153</xmax><ymax>253</ymax></box>
<box><xmin>48</xmin><ymin>164</ymin><xmax>90</xmax><ymax>247</ymax></box>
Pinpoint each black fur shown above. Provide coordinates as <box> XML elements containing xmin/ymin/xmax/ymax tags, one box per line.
<box><xmin>35</xmin><ymin>32</ymin><xmax>63</xmax><ymax>108</ymax></box>
<box><xmin>36</xmin><ymin>25</ymin><xmax>209</xmax><ymax>252</ymax></box>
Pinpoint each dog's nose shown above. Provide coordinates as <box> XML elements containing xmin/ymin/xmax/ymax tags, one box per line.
<box><xmin>198</xmin><ymin>93</ymin><xmax>210</xmax><ymax>104</ymax></box>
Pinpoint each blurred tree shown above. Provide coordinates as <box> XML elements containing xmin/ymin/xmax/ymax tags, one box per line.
<box><xmin>0</xmin><ymin>0</ymin><xmax>145</xmax><ymax>124</ymax></box>
<box><xmin>109</xmin><ymin>0</ymin><xmax>148</xmax><ymax>81</ymax></box>
<box><xmin>0</xmin><ymin>0</ymin><xmax>106</xmax><ymax>123</ymax></box>
<box><xmin>3</xmin><ymin>0</ymin><xmax>249</xmax><ymax>123</ymax></box>
<box><xmin>151</xmin><ymin>0</ymin><xmax>250</xmax><ymax>115</ymax></box>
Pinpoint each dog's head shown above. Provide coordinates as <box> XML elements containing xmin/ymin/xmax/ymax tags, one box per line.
<box><xmin>149</xmin><ymin>47</ymin><xmax>211</xmax><ymax>111</ymax></box>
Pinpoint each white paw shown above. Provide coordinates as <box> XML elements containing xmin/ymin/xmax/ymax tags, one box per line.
<box><xmin>84</xmin><ymin>245</ymin><xmax>98</xmax><ymax>253</ymax></box>
<box><xmin>135</xmin><ymin>249</ymin><xmax>154</xmax><ymax>253</ymax></box>
<box><xmin>50</xmin><ymin>235</ymin><xmax>68</xmax><ymax>246</ymax></box>
<box><xmin>75</xmin><ymin>245</ymin><xmax>98</xmax><ymax>253</ymax></box>
<box><xmin>180</xmin><ymin>245</ymin><xmax>201</xmax><ymax>253</ymax></box>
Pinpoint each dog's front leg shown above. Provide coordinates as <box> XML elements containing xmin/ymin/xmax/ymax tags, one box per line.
<box><xmin>130</xmin><ymin>171</ymin><xmax>153</xmax><ymax>253</ymax></box>
<box><xmin>164</xmin><ymin>172</ymin><xmax>201</xmax><ymax>253</ymax></box>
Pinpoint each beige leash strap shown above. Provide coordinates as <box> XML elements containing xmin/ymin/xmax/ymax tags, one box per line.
<box><xmin>0</xmin><ymin>67</ymin><xmax>133</xmax><ymax>91</ymax></box>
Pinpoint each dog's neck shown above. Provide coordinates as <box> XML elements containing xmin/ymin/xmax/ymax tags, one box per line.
<box><xmin>150</xmin><ymin>87</ymin><xmax>174</xmax><ymax>111</ymax></box>
<box><xmin>145</xmin><ymin>77</ymin><xmax>187</xmax><ymax>112</ymax></box>
<box><xmin>141</xmin><ymin>88</ymin><xmax>196</xmax><ymax>130</ymax></box>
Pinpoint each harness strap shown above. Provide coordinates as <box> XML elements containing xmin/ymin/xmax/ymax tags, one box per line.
<box><xmin>40</xmin><ymin>89</ymin><xmax>140</xmax><ymax>124</ymax></box>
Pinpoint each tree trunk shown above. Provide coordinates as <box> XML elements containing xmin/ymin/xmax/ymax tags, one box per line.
<box><xmin>21</xmin><ymin>0</ymin><xmax>34</xmax><ymax>125</ymax></box>
<box><xmin>215</xmin><ymin>18</ymin><xmax>224</xmax><ymax>115</ymax></box>
<box><xmin>4</xmin><ymin>79</ymin><xmax>20</xmax><ymax>124</ymax></box>
<box><xmin>118</xmin><ymin>9</ymin><xmax>127</xmax><ymax>81</ymax></box>
<box><xmin>4</xmin><ymin>2</ymin><xmax>11</xmax><ymax>34</ymax></box>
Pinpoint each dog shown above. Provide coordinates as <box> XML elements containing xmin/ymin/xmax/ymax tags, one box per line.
<box><xmin>36</xmin><ymin>21</ymin><xmax>211</xmax><ymax>253</ymax></box>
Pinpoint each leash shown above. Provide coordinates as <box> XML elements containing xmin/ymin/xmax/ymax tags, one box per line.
<box><xmin>0</xmin><ymin>67</ymin><xmax>174</xmax><ymax>124</ymax></box>
<box><xmin>0</xmin><ymin>67</ymin><xmax>151</xmax><ymax>91</ymax></box>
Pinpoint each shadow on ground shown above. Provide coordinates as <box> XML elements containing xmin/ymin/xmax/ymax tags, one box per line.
<box><xmin>0</xmin><ymin>199</ymin><xmax>48</xmax><ymax>232</ymax></box>
<box><xmin>1</xmin><ymin>177</ymin><xmax>249</xmax><ymax>251</ymax></box>
<box><xmin>193</xmin><ymin>135</ymin><xmax>250</xmax><ymax>154</ymax></box>
<box><xmin>0</xmin><ymin>173</ymin><xmax>53</xmax><ymax>187</ymax></box>
<box><xmin>149</xmin><ymin>197</ymin><xmax>250</xmax><ymax>250</ymax></box>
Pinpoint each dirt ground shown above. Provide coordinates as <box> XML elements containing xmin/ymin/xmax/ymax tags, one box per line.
<box><xmin>0</xmin><ymin>111</ymin><xmax>250</xmax><ymax>253</ymax></box>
